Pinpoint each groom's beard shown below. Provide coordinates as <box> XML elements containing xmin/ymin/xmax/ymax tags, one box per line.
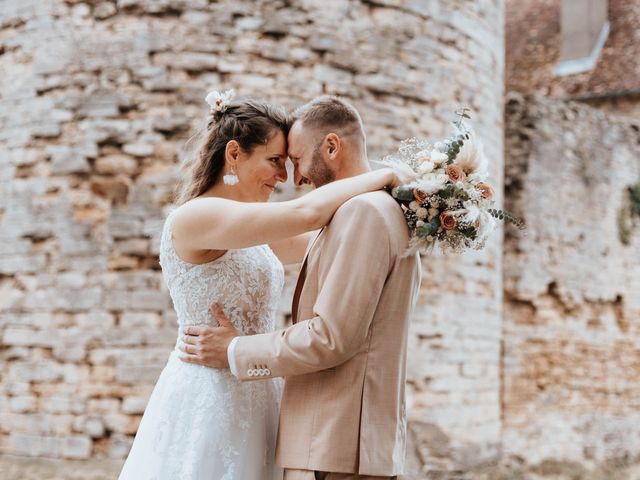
<box><xmin>307</xmin><ymin>144</ymin><xmax>335</xmax><ymax>187</ymax></box>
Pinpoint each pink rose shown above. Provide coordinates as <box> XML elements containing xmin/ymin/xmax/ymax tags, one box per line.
<box><xmin>475</xmin><ymin>182</ymin><xmax>494</xmax><ymax>200</ymax></box>
<box><xmin>413</xmin><ymin>188</ymin><xmax>428</xmax><ymax>203</ymax></box>
<box><xmin>445</xmin><ymin>164</ymin><xmax>466</xmax><ymax>183</ymax></box>
<box><xmin>439</xmin><ymin>211</ymin><xmax>457</xmax><ymax>230</ymax></box>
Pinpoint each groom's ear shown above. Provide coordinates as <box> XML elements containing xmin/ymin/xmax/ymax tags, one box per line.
<box><xmin>325</xmin><ymin>133</ymin><xmax>340</xmax><ymax>158</ymax></box>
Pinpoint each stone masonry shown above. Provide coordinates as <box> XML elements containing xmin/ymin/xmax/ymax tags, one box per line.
<box><xmin>2</xmin><ymin>0</ymin><xmax>506</xmax><ymax>475</ymax></box>
<box><xmin>503</xmin><ymin>93</ymin><xmax>640</xmax><ymax>468</ymax></box>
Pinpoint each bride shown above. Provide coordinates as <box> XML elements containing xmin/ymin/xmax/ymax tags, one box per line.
<box><xmin>117</xmin><ymin>92</ymin><xmax>397</xmax><ymax>480</ymax></box>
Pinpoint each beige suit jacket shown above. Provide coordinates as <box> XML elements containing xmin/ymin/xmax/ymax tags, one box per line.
<box><xmin>232</xmin><ymin>191</ymin><xmax>421</xmax><ymax>476</ymax></box>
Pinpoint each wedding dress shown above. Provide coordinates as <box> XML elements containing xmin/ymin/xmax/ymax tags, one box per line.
<box><xmin>118</xmin><ymin>210</ymin><xmax>285</xmax><ymax>480</ymax></box>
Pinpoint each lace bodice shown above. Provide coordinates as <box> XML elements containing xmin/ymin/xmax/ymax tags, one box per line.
<box><xmin>118</xmin><ymin>211</ymin><xmax>285</xmax><ymax>480</ymax></box>
<box><xmin>159</xmin><ymin>210</ymin><xmax>285</xmax><ymax>336</ymax></box>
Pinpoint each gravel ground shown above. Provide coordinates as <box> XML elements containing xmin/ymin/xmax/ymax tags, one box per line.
<box><xmin>0</xmin><ymin>455</ymin><xmax>123</xmax><ymax>480</ymax></box>
<box><xmin>1</xmin><ymin>455</ymin><xmax>639</xmax><ymax>480</ymax></box>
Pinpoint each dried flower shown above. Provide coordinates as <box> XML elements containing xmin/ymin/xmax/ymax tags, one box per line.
<box><xmin>439</xmin><ymin>211</ymin><xmax>457</xmax><ymax>230</ymax></box>
<box><xmin>413</xmin><ymin>188</ymin><xmax>428</xmax><ymax>203</ymax></box>
<box><xmin>445</xmin><ymin>164</ymin><xmax>466</xmax><ymax>183</ymax></box>
<box><xmin>430</xmin><ymin>150</ymin><xmax>448</xmax><ymax>164</ymax></box>
<box><xmin>475</xmin><ymin>182</ymin><xmax>494</xmax><ymax>200</ymax></box>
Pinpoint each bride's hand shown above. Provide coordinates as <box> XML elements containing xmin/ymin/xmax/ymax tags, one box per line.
<box><xmin>374</xmin><ymin>162</ymin><xmax>418</xmax><ymax>190</ymax></box>
<box><xmin>383</xmin><ymin>167</ymin><xmax>418</xmax><ymax>190</ymax></box>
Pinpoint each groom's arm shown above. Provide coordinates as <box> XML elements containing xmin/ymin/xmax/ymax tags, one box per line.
<box><xmin>231</xmin><ymin>196</ymin><xmax>394</xmax><ymax>381</ymax></box>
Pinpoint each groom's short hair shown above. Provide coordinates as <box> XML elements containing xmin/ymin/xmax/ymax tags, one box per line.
<box><xmin>292</xmin><ymin>96</ymin><xmax>366</xmax><ymax>144</ymax></box>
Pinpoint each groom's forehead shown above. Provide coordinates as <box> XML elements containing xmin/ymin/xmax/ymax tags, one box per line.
<box><xmin>287</xmin><ymin>123</ymin><xmax>308</xmax><ymax>155</ymax></box>
<box><xmin>288</xmin><ymin>121</ymin><xmax>305</xmax><ymax>140</ymax></box>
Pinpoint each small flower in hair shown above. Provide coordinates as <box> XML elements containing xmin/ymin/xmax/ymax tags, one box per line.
<box><xmin>205</xmin><ymin>89</ymin><xmax>235</xmax><ymax>113</ymax></box>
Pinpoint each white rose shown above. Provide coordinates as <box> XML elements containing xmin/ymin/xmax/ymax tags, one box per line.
<box><xmin>416</xmin><ymin>220</ymin><xmax>425</xmax><ymax>227</ymax></box>
<box><xmin>430</xmin><ymin>150</ymin><xmax>448</xmax><ymax>164</ymax></box>
<box><xmin>416</xmin><ymin>173</ymin><xmax>448</xmax><ymax>195</ymax></box>
<box><xmin>416</xmin><ymin>208</ymin><xmax>428</xmax><ymax>219</ymax></box>
<box><xmin>428</xmin><ymin>208</ymin><xmax>439</xmax><ymax>217</ymax></box>
<box><xmin>409</xmin><ymin>201</ymin><xmax>420</xmax><ymax>211</ymax></box>
<box><xmin>418</xmin><ymin>161</ymin><xmax>435</xmax><ymax>174</ymax></box>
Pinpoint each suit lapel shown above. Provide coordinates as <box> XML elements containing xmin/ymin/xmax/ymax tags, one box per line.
<box><xmin>291</xmin><ymin>229</ymin><xmax>324</xmax><ymax>324</ymax></box>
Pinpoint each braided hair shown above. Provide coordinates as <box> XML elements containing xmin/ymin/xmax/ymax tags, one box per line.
<box><xmin>176</xmin><ymin>98</ymin><xmax>290</xmax><ymax>204</ymax></box>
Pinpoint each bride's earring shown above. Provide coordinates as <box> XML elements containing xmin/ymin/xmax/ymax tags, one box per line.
<box><xmin>223</xmin><ymin>166</ymin><xmax>239</xmax><ymax>186</ymax></box>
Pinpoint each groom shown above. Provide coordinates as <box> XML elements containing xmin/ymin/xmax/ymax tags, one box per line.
<box><xmin>180</xmin><ymin>96</ymin><xmax>421</xmax><ymax>479</ymax></box>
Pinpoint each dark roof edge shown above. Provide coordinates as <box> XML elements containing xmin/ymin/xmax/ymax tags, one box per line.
<box><xmin>565</xmin><ymin>88</ymin><xmax>640</xmax><ymax>102</ymax></box>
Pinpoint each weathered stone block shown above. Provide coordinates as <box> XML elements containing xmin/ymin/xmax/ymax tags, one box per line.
<box><xmin>107</xmin><ymin>214</ymin><xmax>145</xmax><ymax>239</ymax></box>
<box><xmin>115</xmin><ymin>238</ymin><xmax>149</xmax><ymax>256</ymax></box>
<box><xmin>9</xmin><ymin>395</ymin><xmax>37</xmax><ymax>413</ymax></box>
<box><xmin>91</xmin><ymin>176</ymin><xmax>131</xmax><ymax>204</ymax></box>
<box><xmin>61</xmin><ymin>435</ymin><xmax>93</xmax><ymax>459</ymax></box>
<box><xmin>9</xmin><ymin>361</ymin><xmax>62</xmax><ymax>383</ymax></box>
<box><xmin>107</xmin><ymin>433</ymin><xmax>133</xmax><ymax>459</ymax></box>
<box><xmin>7</xmin><ymin>148</ymin><xmax>48</xmax><ymax>167</ymax></box>
<box><xmin>130</xmin><ymin>289</ymin><xmax>167</xmax><ymax>311</ymax></box>
<box><xmin>0</xmin><ymin>254</ymin><xmax>47</xmax><ymax>275</ymax></box>
<box><xmin>154</xmin><ymin>51</ymin><xmax>217</xmax><ymax>71</ymax></box>
<box><xmin>89</xmin><ymin>348</ymin><xmax>129</xmax><ymax>366</ymax></box>
<box><xmin>119</xmin><ymin>312</ymin><xmax>160</xmax><ymax>328</ymax></box>
<box><xmin>75</xmin><ymin>415</ymin><xmax>106</xmax><ymax>438</ymax></box>
<box><xmin>115</xmin><ymin>364</ymin><xmax>163</xmax><ymax>385</ymax></box>
<box><xmin>313</xmin><ymin>64</ymin><xmax>353</xmax><ymax>85</ymax></box>
<box><xmin>2</xmin><ymin>327</ymin><xmax>56</xmax><ymax>348</ymax></box>
<box><xmin>122</xmin><ymin>141</ymin><xmax>154</xmax><ymax>157</ymax></box>
<box><xmin>47</xmin><ymin>146</ymin><xmax>91</xmax><ymax>175</ymax></box>
<box><xmin>94</xmin><ymin>2</ymin><xmax>117</xmax><ymax>19</ymax></box>
<box><xmin>52</xmin><ymin>343</ymin><xmax>87</xmax><ymax>363</ymax></box>
<box><xmin>121</xmin><ymin>396</ymin><xmax>149</xmax><ymax>414</ymax></box>
<box><xmin>2</xmin><ymin>381</ymin><xmax>31</xmax><ymax>396</ymax></box>
<box><xmin>41</xmin><ymin>394</ymin><xmax>86</xmax><ymax>415</ymax></box>
<box><xmin>103</xmin><ymin>413</ymin><xmax>140</xmax><ymax>434</ymax></box>
<box><xmin>87</xmin><ymin>398</ymin><xmax>120</xmax><ymax>415</ymax></box>
<box><xmin>95</xmin><ymin>154</ymin><xmax>139</xmax><ymax>175</ymax></box>
<box><xmin>7</xmin><ymin>433</ymin><xmax>92</xmax><ymax>459</ymax></box>
<box><xmin>74</xmin><ymin>311</ymin><xmax>116</xmax><ymax>328</ymax></box>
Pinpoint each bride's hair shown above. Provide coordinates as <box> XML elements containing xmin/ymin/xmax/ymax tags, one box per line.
<box><xmin>176</xmin><ymin>99</ymin><xmax>290</xmax><ymax>204</ymax></box>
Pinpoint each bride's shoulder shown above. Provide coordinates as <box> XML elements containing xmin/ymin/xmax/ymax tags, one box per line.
<box><xmin>170</xmin><ymin>197</ymin><xmax>233</xmax><ymax>230</ymax></box>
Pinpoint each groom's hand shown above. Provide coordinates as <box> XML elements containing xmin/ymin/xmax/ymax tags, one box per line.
<box><xmin>178</xmin><ymin>304</ymin><xmax>240</xmax><ymax>368</ymax></box>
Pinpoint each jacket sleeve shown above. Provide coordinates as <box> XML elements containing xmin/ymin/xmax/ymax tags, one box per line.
<box><xmin>231</xmin><ymin>197</ymin><xmax>394</xmax><ymax>380</ymax></box>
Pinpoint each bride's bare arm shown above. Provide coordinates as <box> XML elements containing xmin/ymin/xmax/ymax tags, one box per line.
<box><xmin>269</xmin><ymin>231</ymin><xmax>317</xmax><ymax>265</ymax></box>
<box><xmin>171</xmin><ymin>169</ymin><xmax>393</xmax><ymax>251</ymax></box>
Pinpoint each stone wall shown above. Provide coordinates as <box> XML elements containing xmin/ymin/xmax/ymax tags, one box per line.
<box><xmin>503</xmin><ymin>93</ymin><xmax>640</xmax><ymax>467</ymax></box>
<box><xmin>584</xmin><ymin>95</ymin><xmax>640</xmax><ymax>122</ymax></box>
<box><xmin>402</xmin><ymin>1</ymin><xmax>506</xmax><ymax>475</ymax></box>
<box><xmin>0</xmin><ymin>0</ymin><xmax>506</xmax><ymax>473</ymax></box>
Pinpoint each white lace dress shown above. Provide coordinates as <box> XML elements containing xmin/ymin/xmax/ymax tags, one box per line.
<box><xmin>118</xmin><ymin>211</ymin><xmax>285</xmax><ymax>480</ymax></box>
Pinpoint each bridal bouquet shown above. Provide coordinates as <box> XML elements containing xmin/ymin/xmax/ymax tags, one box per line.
<box><xmin>378</xmin><ymin>110</ymin><xmax>524</xmax><ymax>255</ymax></box>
